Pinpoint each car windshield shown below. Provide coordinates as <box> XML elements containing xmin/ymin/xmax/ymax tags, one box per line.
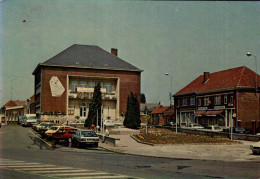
<box><xmin>50</xmin><ymin>127</ymin><xmax>58</xmax><ymax>130</ymax></box>
<box><xmin>81</xmin><ymin>131</ymin><xmax>98</xmax><ymax>137</ymax></box>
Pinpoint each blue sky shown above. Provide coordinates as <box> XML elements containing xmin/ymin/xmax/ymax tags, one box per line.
<box><xmin>0</xmin><ymin>1</ymin><xmax>260</xmax><ymax>107</ymax></box>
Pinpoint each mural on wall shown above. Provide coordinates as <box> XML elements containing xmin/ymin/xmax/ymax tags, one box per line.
<box><xmin>49</xmin><ymin>76</ymin><xmax>65</xmax><ymax>97</ymax></box>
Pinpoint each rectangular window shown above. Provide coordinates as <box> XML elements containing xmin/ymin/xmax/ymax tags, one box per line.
<box><xmin>204</xmin><ymin>97</ymin><xmax>210</xmax><ymax>106</ymax></box>
<box><xmin>71</xmin><ymin>81</ymin><xmax>78</xmax><ymax>92</ymax></box>
<box><xmin>230</xmin><ymin>95</ymin><xmax>233</xmax><ymax>103</ymax></box>
<box><xmin>224</xmin><ymin>95</ymin><xmax>227</xmax><ymax>104</ymax></box>
<box><xmin>198</xmin><ymin>98</ymin><xmax>201</xmax><ymax>106</ymax></box>
<box><xmin>182</xmin><ymin>98</ymin><xmax>187</xmax><ymax>106</ymax></box>
<box><xmin>190</xmin><ymin>97</ymin><xmax>195</xmax><ymax>106</ymax></box>
<box><xmin>79</xmin><ymin>81</ymin><xmax>87</xmax><ymax>88</ymax></box>
<box><xmin>214</xmin><ymin>96</ymin><xmax>221</xmax><ymax>105</ymax></box>
<box><xmin>89</xmin><ymin>81</ymin><xmax>96</xmax><ymax>88</ymax></box>
<box><xmin>105</xmin><ymin>82</ymin><xmax>112</xmax><ymax>94</ymax></box>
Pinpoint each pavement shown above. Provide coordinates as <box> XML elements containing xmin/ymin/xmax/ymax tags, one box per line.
<box><xmin>99</xmin><ymin>127</ymin><xmax>260</xmax><ymax>162</ymax></box>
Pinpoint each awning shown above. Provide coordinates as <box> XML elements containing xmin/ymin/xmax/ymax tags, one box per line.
<box><xmin>195</xmin><ymin>110</ymin><xmax>223</xmax><ymax>117</ymax></box>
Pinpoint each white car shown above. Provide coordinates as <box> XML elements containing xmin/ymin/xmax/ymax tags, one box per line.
<box><xmin>250</xmin><ymin>141</ymin><xmax>260</xmax><ymax>155</ymax></box>
<box><xmin>186</xmin><ymin>124</ymin><xmax>204</xmax><ymax>129</ymax></box>
<box><xmin>201</xmin><ymin>125</ymin><xmax>223</xmax><ymax>132</ymax></box>
<box><xmin>45</xmin><ymin>125</ymin><xmax>70</xmax><ymax>137</ymax></box>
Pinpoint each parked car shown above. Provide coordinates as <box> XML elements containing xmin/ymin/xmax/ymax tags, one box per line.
<box><xmin>45</xmin><ymin>125</ymin><xmax>70</xmax><ymax>138</ymax></box>
<box><xmin>200</xmin><ymin>125</ymin><xmax>223</xmax><ymax>132</ymax></box>
<box><xmin>250</xmin><ymin>141</ymin><xmax>260</xmax><ymax>155</ymax></box>
<box><xmin>52</xmin><ymin>127</ymin><xmax>77</xmax><ymax>143</ymax></box>
<box><xmin>34</xmin><ymin>122</ymin><xmax>54</xmax><ymax>132</ymax></box>
<box><xmin>223</xmin><ymin>127</ymin><xmax>246</xmax><ymax>134</ymax></box>
<box><xmin>38</xmin><ymin>123</ymin><xmax>54</xmax><ymax>135</ymax></box>
<box><xmin>186</xmin><ymin>123</ymin><xmax>204</xmax><ymax>129</ymax></box>
<box><xmin>72</xmin><ymin>129</ymin><xmax>99</xmax><ymax>147</ymax></box>
<box><xmin>162</xmin><ymin>122</ymin><xmax>175</xmax><ymax>127</ymax></box>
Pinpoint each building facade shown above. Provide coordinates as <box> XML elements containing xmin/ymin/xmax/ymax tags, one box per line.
<box><xmin>174</xmin><ymin>66</ymin><xmax>260</xmax><ymax>134</ymax></box>
<box><xmin>151</xmin><ymin>106</ymin><xmax>174</xmax><ymax>125</ymax></box>
<box><xmin>32</xmin><ymin>44</ymin><xmax>142</xmax><ymax>124</ymax></box>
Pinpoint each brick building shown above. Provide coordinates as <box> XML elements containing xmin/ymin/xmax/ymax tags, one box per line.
<box><xmin>1</xmin><ymin>100</ymin><xmax>27</xmax><ymax>124</ymax></box>
<box><xmin>151</xmin><ymin>106</ymin><xmax>174</xmax><ymax>125</ymax></box>
<box><xmin>174</xmin><ymin>66</ymin><xmax>260</xmax><ymax>134</ymax></box>
<box><xmin>32</xmin><ymin>44</ymin><xmax>142</xmax><ymax>124</ymax></box>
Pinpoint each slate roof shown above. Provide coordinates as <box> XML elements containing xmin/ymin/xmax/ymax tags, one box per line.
<box><xmin>175</xmin><ymin>66</ymin><xmax>260</xmax><ymax>96</ymax></box>
<box><xmin>34</xmin><ymin>44</ymin><xmax>142</xmax><ymax>73</ymax></box>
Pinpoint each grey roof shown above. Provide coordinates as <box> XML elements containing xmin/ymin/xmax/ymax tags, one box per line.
<box><xmin>40</xmin><ymin>44</ymin><xmax>142</xmax><ymax>72</ymax></box>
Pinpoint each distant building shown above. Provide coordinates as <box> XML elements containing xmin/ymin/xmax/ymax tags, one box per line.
<box><xmin>32</xmin><ymin>44</ymin><xmax>142</xmax><ymax>124</ymax></box>
<box><xmin>1</xmin><ymin>100</ymin><xmax>27</xmax><ymax>124</ymax></box>
<box><xmin>151</xmin><ymin>106</ymin><xmax>174</xmax><ymax>125</ymax></box>
<box><xmin>140</xmin><ymin>103</ymin><xmax>161</xmax><ymax>125</ymax></box>
<box><xmin>174</xmin><ymin>66</ymin><xmax>260</xmax><ymax>134</ymax></box>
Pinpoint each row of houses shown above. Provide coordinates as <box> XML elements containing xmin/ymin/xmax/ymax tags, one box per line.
<box><xmin>1</xmin><ymin>44</ymin><xmax>259</xmax><ymax>134</ymax></box>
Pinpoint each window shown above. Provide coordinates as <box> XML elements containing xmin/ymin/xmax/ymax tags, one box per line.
<box><xmin>204</xmin><ymin>97</ymin><xmax>210</xmax><ymax>106</ymax></box>
<box><xmin>105</xmin><ymin>82</ymin><xmax>112</xmax><ymax>94</ymax></box>
<box><xmin>198</xmin><ymin>98</ymin><xmax>201</xmax><ymax>106</ymax></box>
<box><xmin>190</xmin><ymin>97</ymin><xmax>195</xmax><ymax>106</ymax></box>
<box><xmin>182</xmin><ymin>98</ymin><xmax>187</xmax><ymax>106</ymax></box>
<box><xmin>214</xmin><ymin>96</ymin><xmax>221</xmax><ymax>105</ymax></box>
<box><xmin>71</xmin><ymin>81</ymin><xmax>78</xmax><ymax>92</ymax></box>
<box><xmin>230</xmin><ymin>95</ymin><xmax>233</xmax><ymax>103</ymax></box>
<box><xmin>80</xmin><ymin>103</ymin><xmax>87</xmax><ymax>117</ymax></box>
<box><xmin>89</xmin><ymin>81</ymin><xmax>96</xmax><ymax>88</ymax></box>
<box><xmin>79</xmin><ymin>81</ymin><xmax>87</xmax><ymax>88</ymax></box>
<box><xmin>224</xmin><ymin>95</ymin><xmax>227</xmax><ymax>104</ymax></box>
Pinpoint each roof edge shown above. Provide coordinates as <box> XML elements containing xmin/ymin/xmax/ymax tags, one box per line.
<box><xmin>36</xmin><ymin>63</ymin><xmax>143</xmax><ymax>73</ymax></box>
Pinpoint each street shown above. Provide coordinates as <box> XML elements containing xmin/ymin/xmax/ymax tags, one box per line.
<box><xmin>0</xmin><ymin>125</ymin><xmax>259</xmax><ymax>179</ymax></box>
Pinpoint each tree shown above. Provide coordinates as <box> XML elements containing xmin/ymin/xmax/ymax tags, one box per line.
<box><xmin>123</xmin><ymin>92</ymin><xmax>141</xmax><ymax>129</ymax></box>
<box><xmin>140</xmin><ymin>93</ymin><xmax>146</xmax><ymax>103</ymax></box>
<box><xmin>84</xmin><ymin>82</ymin><xmax>102</xmax><ymax>128</ymax></box>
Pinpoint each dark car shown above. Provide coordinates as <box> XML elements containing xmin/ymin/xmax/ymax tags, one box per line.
<box><xmin>162</xmin><ymin>122</ymin><xmax>175</xmax><ymax>127</ymax></box>
<box><xmin>223</xmin><ymin>127</ymin><xmax>246</xmax><ymax>134</ymax></box>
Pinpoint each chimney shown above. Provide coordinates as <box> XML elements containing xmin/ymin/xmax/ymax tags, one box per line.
<box><xmin>111</xmin><ymin>48</ymin><xmax>118</xmax><ymax>56</ymax></box>
<box><xmin>203</xmin><ymin>72</ymin><xmax>210</xmax><ymax>83</ymax></box>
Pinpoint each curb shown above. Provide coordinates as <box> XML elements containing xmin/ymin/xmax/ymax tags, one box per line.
<box><xmin>130</xmin><ymin>135</ymin><xmax>154</xmax><ymax>146</ymax></box>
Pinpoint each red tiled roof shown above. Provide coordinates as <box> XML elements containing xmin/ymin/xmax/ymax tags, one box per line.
<box><xmin>151</xmin><ymin>106</ymin><xmax>170</xmax><ymax>114</ymax></box>
<box><xmin>14</xmin><ymin>101</ymin><xmax>27</xmax><ymax>106</ymax></box>
<box><xmin>2</xmin><ymin>100</ymin><xmax>27</xmax><ymax>108</ymax></box>
<box><xmin>175</xmin><ymin>66</ymin><xmax>260</xmax><ymax>95</ymax></box>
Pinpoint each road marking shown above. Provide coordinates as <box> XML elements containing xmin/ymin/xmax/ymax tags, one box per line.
<box><xmin>28</xmin><ymin>130</ymin><xmax>52</xmax><ymax>147</ymax></box>
<box><xmin>0</xmin><ymin>158</ymin><xmax>142</xmax><ymax>179</ymax></box>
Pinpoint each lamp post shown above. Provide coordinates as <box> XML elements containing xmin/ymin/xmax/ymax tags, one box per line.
<box><xmin>165</xmin><ymin>73</ymin><xmax>177</xmax><ymax>134</ymax></box>
<box><xmin>27</xmin><ymin>98</ymin><xmax>31</xmax><ymax>114</ymax></box>
<box><xmin>247</xmin><ymin>52</ymin><xmax>258</xmax><ymax>95</ymax></box>
<box><xmin>165</xmin><ymin>72</ymin><xmax>173</xmax><ymax>106</ymax></box>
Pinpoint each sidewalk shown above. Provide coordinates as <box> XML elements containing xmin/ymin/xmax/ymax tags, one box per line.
<box><xmin>99</xmin><ymin>128</ymin><xmax>260</xmax><ymax>162</ymax></box>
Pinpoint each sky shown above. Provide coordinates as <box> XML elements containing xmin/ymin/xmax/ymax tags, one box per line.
<box><xmin>0</xmin><ymin>0</ymin><xmax>260</xmax><ymax>107</ymax></box>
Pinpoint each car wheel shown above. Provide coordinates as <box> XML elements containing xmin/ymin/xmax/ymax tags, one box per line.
<box><xmin>94</xmin><ymin>143</ymin><xmax>98</xmax><ymax>147</ymax></box>
<box><xmin>76</xmin><ymin>141</ymin><xmax>80</xmax><ymax>148</ymax></box>
<box><xmin>253</xmin><ymin>151</ymin><xmax>257</xmax><ymax>155</ymax></box>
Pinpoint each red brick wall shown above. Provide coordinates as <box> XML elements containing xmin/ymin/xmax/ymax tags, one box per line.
<box><xmin>237</xmin><ymin>92</ymin><xmax>260</xmax><ymax>123</ymax></box>
<box><xmin>39</xmin><ymin>66</ymin><xmax>141</xmax><ymax>114</ymax></box>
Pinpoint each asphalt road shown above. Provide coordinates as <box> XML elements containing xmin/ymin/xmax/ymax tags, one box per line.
<box><xmin>0</xmin><ymin>125</ymin><xmax>259</xmax><ymax>179</ymax></box>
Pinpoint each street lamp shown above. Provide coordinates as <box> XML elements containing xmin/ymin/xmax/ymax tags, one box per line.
<box><xmin>165</xmin><ymin>73</ymin><xmax>177</xmax><ymax>134</ymax></box>
<box><xmin>165</xmin><ymin>72</ymin><xmax>173</xmax><ymax>105</ymax></box>
<box><xmin>247</xmin><ymin>52</ymin><xmax>258</xmax><ymax>95</ymax></box>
